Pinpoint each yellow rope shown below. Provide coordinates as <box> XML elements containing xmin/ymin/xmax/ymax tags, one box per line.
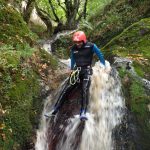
<box><xmin>69</xmin><ymin>68</ymin><xmax>80</xmax><ymax>85</ymax></box>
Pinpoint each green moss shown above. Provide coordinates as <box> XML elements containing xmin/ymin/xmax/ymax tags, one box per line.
<box><xmin>0</xmin><ymin>59</ymin><xmax>40</xmax><ymax>148</ymax></box>
<box><xmin>132</xmin><ymin>61</ymin><xmax>144</xmax><ymax>78</ymax></box>
<box><xmin>0</xmin><ymin>4</ymin><xmax>45</xmax><ymax>149</ymax></box>
<box><xmin>130</xmin><ymin>80</ymin><xmax>148</xmax><ymax>114</ymax></box>
<box><xmin>118</xmin><ymin>67</ymin><xmax>126</xmax><ymax>78</ymax></box>
<box><xmin>119</xmin><ymin>69</ymin><xmax>150</xmax><ymax>149</ymax></box>
<box><xmin>103</xmin><ymin>18</ymin><xmax>150</xmax><ymax>79</ymax></box>
<box><xmin>0</xmin><ymin>5</ymin><xmax>37</xmax><ymax>46</ymax></box>
<box><xmin>130</xmin><ymin>78</ymin><xmax>150</xmax><ymax>145</ymax></box>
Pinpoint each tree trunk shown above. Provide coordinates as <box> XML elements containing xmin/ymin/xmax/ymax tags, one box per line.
<box><xmin>35</xmin><ymin>4</ymin><xmax>53</xmax><ymax>35</ymax></box>
<box><xmin>65</xmin><ymin>0</ymin><xmax>79</xmax><ymax>29</ymax></box>
<box><xmin>83</xmin><ymin>0</ymin><xmax>88</xmax><ymax>19</ymax></box>
<box><xmin>23</xmin><ymin>0</ymin><xmax>35</xmax><ymax>23</ymax></box>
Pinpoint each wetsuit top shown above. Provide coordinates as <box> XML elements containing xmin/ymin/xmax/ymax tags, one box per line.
<box><xmin>70</xmin><ymin>42</ymin><xmax>105</xmax><ymax>70</ymax></box>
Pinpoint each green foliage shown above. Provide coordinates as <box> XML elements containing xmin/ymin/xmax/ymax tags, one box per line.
<box><xmin>37</xmin><ymin>0</ymin><xmax>66</xmax><ymax>22</ymax></box>
<box><xmin>0</xmin><ymin>47</ymin><xmax>58</xmax><ymax>149</ymax></box>
<box><xmin>87</xmin><ymin>0</ymin><xmax>150</xmax><ymax>47</ymax></box>
<box><xmin>0</xmin><ymin>48</ymin><xmax>40</xmax><ymax>148</ymax></box>
<box><xmin>39</xmin><ymin>48</ymin><xmax>58</xmax><ymax>69</ymax></box>
<box><xmin>132</xmin><ymin>61</ymin><xmax>144</xmax><ymax>78</ymax></box>
<box><xmin>87</xmin><ymin>0</ymin><xmax>112</xmax><ymax>19</ymax></box>
<box><xmin>130</xmin><ymin>79</ymin><xmax>147</xmax><ymax>113</ymax></box>
<box><xmin>0</xmin><ymin>0</ymin><xmax>6</xmax><ymax>6</ymax></box>
<box><xmin>79</xmin><ymin>20</ymin><xmax>93</xmax><ymax>31</ymax></box>
<box><xmin>0</xmin><ymin>4</ymin><xmax>51</xmax><ymax>149</ymax></box>
<box><xmin>118</xmin><ymin>67</ymin><xmax>126</xmax><ymax>78</ymax></box>
<box><xmin>52</xmin><ymin>36</ymin><xmax>72</xmax><ymax>59</ymax></box>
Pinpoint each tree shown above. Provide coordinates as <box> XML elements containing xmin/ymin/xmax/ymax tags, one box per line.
<box><xmin>36</xmin><ymin>0</ymin><xmax>88</xmax><ymax>34</ymax></box>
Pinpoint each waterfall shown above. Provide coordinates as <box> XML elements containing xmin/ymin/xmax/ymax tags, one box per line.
<box><xmin>79</xmin><ymin>62</ymin><xmax>125</xmax><ymax>150</ymax></box>
<box><xmin>35</xmin><ymin>95</ymin><xmax>53</xmax><ymax>150</ymax></box>
<box><xmin>35</xmin><ymin>61</ymin><xmax>125</xmax><ymax>150</ymax></box>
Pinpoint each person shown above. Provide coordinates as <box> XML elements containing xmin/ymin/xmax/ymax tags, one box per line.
<box><xmin>44</xmin><ymin>31</ymin><xmax>105</xmax><ymax>120</ymax></box>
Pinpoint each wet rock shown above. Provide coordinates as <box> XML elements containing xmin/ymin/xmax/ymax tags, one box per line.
<box><xmin>113</xmin><ymin>109</ymin><xmax>143</xmax><ymax>150</ymax></box>
<box><xmin>113</xmin><ymin>57</ymin><xmax>150</xmax><ymax>90</ymax></box>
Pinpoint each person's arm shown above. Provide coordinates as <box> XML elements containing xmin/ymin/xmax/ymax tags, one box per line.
<box><xmin>92</xmin><ymin>44</ymin><xmax>105</xmax><ymax>66</ymax></box>
<box><xmin>70</xmin><ymin>49</ymin><xmax>75</xmax><ymax>70</ymax></box>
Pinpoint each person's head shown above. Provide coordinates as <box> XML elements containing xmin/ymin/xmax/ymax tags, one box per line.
<box><xmin>72</xmin><ymin>31</ymin><xmax>87</xmax><ymax>48</ymax></box>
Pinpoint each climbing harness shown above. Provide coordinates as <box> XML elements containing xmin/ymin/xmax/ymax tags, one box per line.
<box><xmin>69</xmin><ymin>67</ymin><xmax>81</xmax><ymax>85</ymax></box>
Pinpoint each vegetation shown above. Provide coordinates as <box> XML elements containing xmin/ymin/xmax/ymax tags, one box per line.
<box><xmin>88</xmin><ymin>0</ymin><xmax>150</xmax><ymax>47</ymax></box>
<box><xmin>0</xmin><ymin>2</ymin><xmax>58</xmax><ymax>149</ymax></box>
<box><xmin>118</xmin><ymin>67</ymin><xmax>150</xmax><ymax>149</ymax></box>
<box><xmin>0</xmin><ymin>0</ymin><xmax>150</xmax><ymax>149</ymax></box>
<box><xmin>109</xmin><ymin>17</ymin><xmax>150</xmax><ymax>149</ymax></box>
<box><xmin>103</xmin><ymin>18</ymin><xmax>150</xmax><ymax>80</ymax></box>
<box><xmin>50</xmin><ymin>0</ymin><xmax>150</xmax><ymax>59</ymax></box>
<box><xmin>35</xmin><ymin>0</ymin><xmax>88</xmax><ymax>33</ymax></box>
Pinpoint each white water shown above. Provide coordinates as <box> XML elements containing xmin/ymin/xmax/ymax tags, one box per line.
<box><xmin>35</xmin><ymin>61</ymin><xmax>125</xmax><ymax>150</ymax></box>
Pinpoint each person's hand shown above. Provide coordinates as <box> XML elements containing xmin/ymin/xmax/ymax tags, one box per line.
<box><xmin>100</xmin><ymin>63</ymin><xmax>111</xmax><ymax>73</ymax></box>
<box><xmin>99</xmin><ymin>63</ymin><xmax>105</xmax><ymax>69</ymax></box>
<box><xmin>104</xmin><ymin>66</ymin><xmax>111</xmax><ymax>73</ymax></box>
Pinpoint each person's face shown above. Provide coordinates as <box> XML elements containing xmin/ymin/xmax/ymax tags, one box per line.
<box><xmin>74</xmin><ymin>41</ymin><xmax>84</xmax><ymax>48</ymax></box>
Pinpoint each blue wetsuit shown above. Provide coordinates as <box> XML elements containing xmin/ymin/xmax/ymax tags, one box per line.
<box><xmin>71</xmin><ymin>44</ymin><xmax>105</xmax><ymax>70</ymax></box>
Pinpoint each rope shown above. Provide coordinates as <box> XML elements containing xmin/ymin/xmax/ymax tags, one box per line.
<box><xmin>69</xmin><ymin>68</ymin><xmax>80</xmax><ymax>85</ymax></box>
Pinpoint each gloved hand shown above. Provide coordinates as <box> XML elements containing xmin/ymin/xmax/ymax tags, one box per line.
<box><xmin>100</xmin><ymin>62</ymin><xmax>111</xmax><ymax>73</ymax></box>
<box><xmin>99</xmin><ymin>63</ymin><xmax>105</xmax><ymax>69</ymax></box>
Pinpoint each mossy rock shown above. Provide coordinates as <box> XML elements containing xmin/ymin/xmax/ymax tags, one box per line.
<box><xmin>103</xmin><ymin>18</ymin><xmax>150</xmax><ymax>80</ymax></box>
<box><xmin>0</xmin><ymin>55</ymin><xmax>41</xmax><ymax>148</ymax></box>
<box><xmin>0</xmin><ymin>47</ymin><xmax>59</xmax><ymax>149</ymax></box>
<box><xmin>0</xmin><ymin>4</ymin><xmax>37</xmax><ymax>47</ymax></box>
<box><xmin>118</xmin><ymin>67</ymin><xmax>150</xmax><ymax>149</ymax></box>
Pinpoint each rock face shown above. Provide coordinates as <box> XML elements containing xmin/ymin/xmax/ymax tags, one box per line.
<box><xmin>112</xmin><ymin>57</ymin><xmax>150</xmax><ymax>150</ymax></box>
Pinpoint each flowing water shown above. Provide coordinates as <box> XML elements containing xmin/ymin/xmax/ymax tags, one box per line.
<box><xmin>35</xmin><ymin>61</ymin><xmax>125</xmax><ymax>150</ymax></box>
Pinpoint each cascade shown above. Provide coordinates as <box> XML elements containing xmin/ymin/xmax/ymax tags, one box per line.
<box><xmin>35</xmin><ymin>61</ymin><xmax>125</xmax><ymax>150</ymax></box>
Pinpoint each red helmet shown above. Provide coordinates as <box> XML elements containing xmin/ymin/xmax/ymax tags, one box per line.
<box><xmin>72</xmin><ymin>31</ymin><xmax>87</xmax><ymax>43</ymax></box>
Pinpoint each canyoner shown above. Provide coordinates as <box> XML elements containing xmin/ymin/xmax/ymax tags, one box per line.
<box><xmin>44</xmin><ymin>31</ymin><xmax>106</xmax><ymax>121</ymax></box>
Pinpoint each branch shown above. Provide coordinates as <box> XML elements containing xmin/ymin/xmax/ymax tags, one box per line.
<box><xmin>48</xmin><ymin>0</ymin><xmax>60</xmax><ymax>23</ymax></box>
<box><xmin>83</xmin><ymin>0</ymin><xmax>88</xmax><ymax>19</ymax></box>
<box><xmin>56</xmin><ymin>0</ymin><xmax>66</xmax><ymax>12</ymax></box>
<box><xmin>77</xmin><ymin>0</ymin><xmax>88</xmax><ymax>21</ymax></box>
<box><xmin>64</xmin><ymin>0</ymin><xmax>71</xmax><ymax>16</ymax></box>
<box><xmin>36</xmin><ymin>6</ymin><xmax>51</xmax><ymax>18</ymax></box>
